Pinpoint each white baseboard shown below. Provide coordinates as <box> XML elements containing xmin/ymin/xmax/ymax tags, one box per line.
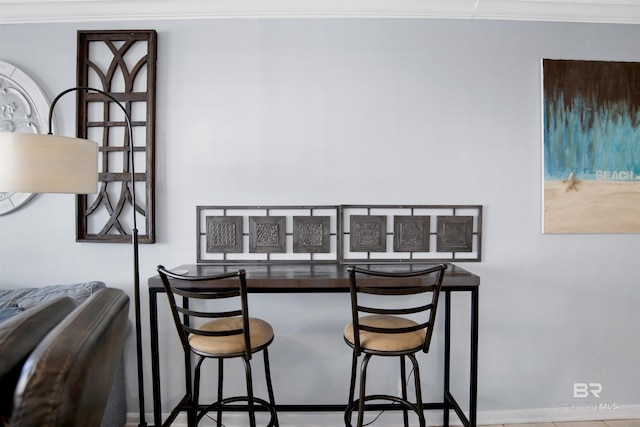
<box><xmin>127</xmin><ymin>404</ymin><xmax>640</xmax><ymax>426</ymax></box>
<box><xmin>476</xmin><ymin>404</ymin><xmax>640</xmax><ymax>424</ymax></box>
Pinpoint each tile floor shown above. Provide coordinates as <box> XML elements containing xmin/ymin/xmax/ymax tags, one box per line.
<box><xmin>482</xmin><ymin>420</ymin><xmax>640</xmax><ymax>427</ymax></box>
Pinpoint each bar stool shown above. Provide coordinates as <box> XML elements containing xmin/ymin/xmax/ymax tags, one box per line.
<box><xmin>157</xmin><ymin>266</ymin><xmax>278</xmax><ymax>427</ymax></box>
<box><xmin>343</xmin><ymin>264</ymin><xmax>447</xmax><ymax>427</ymax></box>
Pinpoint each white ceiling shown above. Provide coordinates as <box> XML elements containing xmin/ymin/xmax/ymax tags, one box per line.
<box><xmin>0</xmin><ymin>0</ymin><xmax>639</xmax><ymax>24</ymax></box>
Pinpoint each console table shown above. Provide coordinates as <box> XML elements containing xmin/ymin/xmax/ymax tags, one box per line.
<box><xmin>148</xmin><ymin>263</ymin><xmax>479</xmax><ymax>427</ymax></box>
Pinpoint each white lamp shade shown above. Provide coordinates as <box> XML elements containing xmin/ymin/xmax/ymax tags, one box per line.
<box><xmin>0</xmin><ymin>132</ymin><xmax>98</xmax><ymax>194</ymax></box>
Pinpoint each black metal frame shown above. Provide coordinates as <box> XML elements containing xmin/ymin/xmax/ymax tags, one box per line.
<box><xmin>148</xmin><ymin>264</ymin><xmax>479</xmax><ymax>427</ymax></box>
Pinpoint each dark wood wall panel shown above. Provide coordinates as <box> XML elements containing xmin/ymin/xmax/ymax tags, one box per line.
<box><xmin>76</xmin><ymin>30</ymin><xmax>157</xmax><ymax>243</ymax></box>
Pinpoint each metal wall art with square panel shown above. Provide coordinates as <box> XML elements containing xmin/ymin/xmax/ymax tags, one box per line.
<box><xmin>436</xmin><ymin>216</ymin><xmax>474</xmax><ymax>252</ymax></box>
<box><xmin>206</xmin><ymin>216</ymin><xmax>243</xmax><ymax>253</ymax></box>
<box><xmin>342</xmin><ymin>205</ymin><xmax>482</xmax><ymax>263</ymax></box>
<box><xmin>197</xmin><ymin>205</ymin><xmax>481</xmax><ymax>264</ymax></box>
<box><xmin>196</xmin><ymin>206</ymin><xmax>340</xmax><ymax>264</ymax></box>
<box><xmin>293</xmin><ymin>216</ymin><xmax>331</xmax><ymax>253</ymax></box>
<box><xmin>349</xmin><ymin>215</ymin><xmax>387</xmax><ymax>252</ymax></box>
<box><xmin>394</xmin><ymin>216</ymin><xmax>430</xmax><ymax>252</ymax></box>
<box><xmin>250</xmin><ymin>216</ymin><xmax>286</xmax><ymax>253</ymax></box>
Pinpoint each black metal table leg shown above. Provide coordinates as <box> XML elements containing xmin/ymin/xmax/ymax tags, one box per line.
<box><xmin>443</xmin><ymin>289</ymin><xmax>451</xmax><ymax>427</ymax></box>
<box><xmin>443</xmin><ymin>288</ymin><xmax>478</xmax><ymax>427</ymax></box>
<box><xmin>469</xmin><ymin>287</ymin><xmax>479</xmax><ymax>427</ymax></box>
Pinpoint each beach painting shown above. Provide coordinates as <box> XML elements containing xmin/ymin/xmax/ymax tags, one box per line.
<box><xmin>542</xmin><ymin>59</ymin><xmax>640</xmax><ymax>233</ymax></box>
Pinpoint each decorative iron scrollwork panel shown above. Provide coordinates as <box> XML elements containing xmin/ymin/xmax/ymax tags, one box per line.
<box><xmin>76</xmin><ymin>30</ymin><xmax>157</xmax><ymax>243</ymax></box>
<box><xmin>198</xmin><ymin>205</ymin><xmax>482</xmax><ymax>264</ymax></box>
<box><xmin>197</xmin><ymin>206</ymin><xmax>340</xmax><ymax>264</ymax></box>
<box><xmin>342</xmin><ymin>205</ymin><xmax>482</xmax><ymax>263</ymax></box>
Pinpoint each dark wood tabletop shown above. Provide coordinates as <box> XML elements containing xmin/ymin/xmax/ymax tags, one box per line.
<box><xmin>148</xmin><ymin>263</ymin><xmax>480</xmax><ymax>293</ymax></box>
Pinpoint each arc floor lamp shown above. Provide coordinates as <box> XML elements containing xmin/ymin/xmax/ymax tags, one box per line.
<box><xmin>0</xmin><ymin>87</ymin><xmax>147</xmax><ymax>426</ymax></box>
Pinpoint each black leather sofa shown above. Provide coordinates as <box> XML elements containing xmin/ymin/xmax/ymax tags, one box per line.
<box><xmin>0</xmin><ymin>287</ymin><xmax>129</xmax><ymax>426</ymax></box>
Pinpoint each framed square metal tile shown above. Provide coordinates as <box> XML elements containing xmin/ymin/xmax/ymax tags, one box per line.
<box><xmin>350</xmin><ymin>215</ymin><xmax>387</xmax><ymax>252</ymax></box>
<box><xmin>206</xmin><ymin>216</ymin><xmax>243</xmax><ymax>253</ymax></box>
<box><xmin>393</xmin><ymin>216</ymin><xmax>430</xmax><ymax>252</ymax></box>
<box><xmin>249</xmin><ymin>216</ymin><xmax>286</xmax><ymax>253</ymax></box>
<box><xmin>437</xmin><ymin>216</ymin><xmax>474</xmax><ymax>252</ymax></box>
<box><xmin>293</xmin><ymin>216</ymin><xmax>330</xmax><ymax>253</ymax></box>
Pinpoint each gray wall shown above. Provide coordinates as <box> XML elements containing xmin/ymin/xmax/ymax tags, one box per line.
<box><xmin>0</xmin><ymin>18</ymin><xmax>638</xmax><ymax>423</ymax></box>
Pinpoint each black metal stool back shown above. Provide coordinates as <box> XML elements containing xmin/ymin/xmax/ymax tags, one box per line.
<box><xmin>157</xmin><ymin>265</ymin><xmax>278</xmax><ymax>427</ymax></box>
<box><xmin>344</xmin><ymin>264</ymin><xmax>447</xmax><ymax>427</ymax></box>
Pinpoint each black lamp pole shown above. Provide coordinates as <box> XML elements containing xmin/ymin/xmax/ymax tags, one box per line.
<box><xmin>48</xmin><ymin>87</ymin><xmax>147</xmax><ymax>427</ymax></box>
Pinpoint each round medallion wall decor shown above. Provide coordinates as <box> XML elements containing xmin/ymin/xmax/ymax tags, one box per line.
<box><xmin>0</xmin><ymin>60</ymin><xmax>52</xmax><ymax>215</ymax></box>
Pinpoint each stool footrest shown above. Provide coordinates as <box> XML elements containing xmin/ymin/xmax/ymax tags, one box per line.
<box><xmin>199</xmin><ymin>396</ymin><xmax>278</xmax><ymax>426</ymax></box>
<box><xmin>344</xmin><ymin>394</ymin><xmax>425</xmax><ymax>427</ymax></box>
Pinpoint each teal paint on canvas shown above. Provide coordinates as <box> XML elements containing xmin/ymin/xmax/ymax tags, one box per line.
<box><xmin>541</xmin><ymin>59</ymin><xmax>640</xmax><ymax>233</ymax></box>
<box><xmin>543</xmin><ymin>59</ymin><xmax>640</xmax><ymax>182</ymax></box>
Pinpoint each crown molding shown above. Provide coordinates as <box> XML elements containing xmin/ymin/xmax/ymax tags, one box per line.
<box><xmin>0</xmin><ymin>0</ymin><xmax>638</xmax><ymax>24</ymax></box>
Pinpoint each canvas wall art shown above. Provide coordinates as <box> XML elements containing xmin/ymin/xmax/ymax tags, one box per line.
<box><xmin>542</xmin><ymin>59</ymin><xmax>640</xmax><ymax>233</ymax></box>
